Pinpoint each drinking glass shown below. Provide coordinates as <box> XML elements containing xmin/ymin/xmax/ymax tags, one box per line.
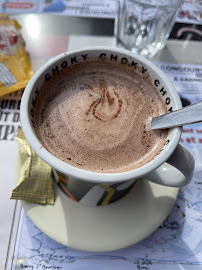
<box><xmin>116</xmin><ymin>0</ymin><xmax>184</xmax><ymax>58</ymax></box>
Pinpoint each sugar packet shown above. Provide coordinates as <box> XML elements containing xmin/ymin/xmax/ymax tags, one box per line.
<box><xmin>11</xmin><ymin>129</ymin><xmax>55</xmax><ymax>205</ymax></box>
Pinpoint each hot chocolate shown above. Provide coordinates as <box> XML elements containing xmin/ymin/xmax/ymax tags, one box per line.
<box><xmin>34</xmin><ymin>59</ymin><xmax>168</xmax><ymax>173</ymax></box>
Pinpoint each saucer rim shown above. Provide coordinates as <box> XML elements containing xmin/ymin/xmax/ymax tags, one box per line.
<box><xmin>21</xmin><ymin>179</ymin><xmax>179</xmax><ymax>252</ymax></box>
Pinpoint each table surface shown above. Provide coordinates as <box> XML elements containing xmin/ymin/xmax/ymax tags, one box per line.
<box><xmin>10</xmin><ymin>14</ymin><xmax>202</xmax><ymax>65</ymax></box>
<box><xmin>1</xmin><ymin>13</ymin><xmax>202</xmax><ymax>270</ymax></box>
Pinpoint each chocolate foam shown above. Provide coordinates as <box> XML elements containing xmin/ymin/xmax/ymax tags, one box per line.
<box><xmin>34</xmin><ymin>59</ymin><xmax>168</xmax><ymax>173</ymax></box>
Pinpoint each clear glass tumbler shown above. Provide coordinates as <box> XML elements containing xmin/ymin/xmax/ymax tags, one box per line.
<box><xmin>116</xmin><ymin>0</ymin><xmax>184</xmax><ymax>58</ymax></box>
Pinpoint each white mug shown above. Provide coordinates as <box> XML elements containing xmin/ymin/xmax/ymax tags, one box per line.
<box><xmin>20</xmin><ymin>47</ymin><xmax>195</xmax><ymax>206</ymax></box>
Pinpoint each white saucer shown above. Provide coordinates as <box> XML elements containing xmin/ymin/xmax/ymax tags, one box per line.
<box><xmin>21</xmin><ymin>179</ymin><xmax>178</xmax><ymax>252</ymax></box>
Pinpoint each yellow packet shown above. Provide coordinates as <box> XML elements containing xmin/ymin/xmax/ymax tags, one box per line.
<box><xmin>0</xmin><ymin>14</ymin><xmax>33</xmax><ymax>97</ymax></box>
<box><xmin>11</xmin><ymin>129</ymin><xmax>55</xmax><ymax>205</ymax></box>
<box><xmin>0</xmin><ymin>13</ymin><xmax>9</xmax><ymax>20</ymax></box>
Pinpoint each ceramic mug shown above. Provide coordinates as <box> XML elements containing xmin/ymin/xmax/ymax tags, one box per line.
<box><xmin>20</xmin><ymin>47</ymin><xmax>195</xmax><ymax>206</ymax></box>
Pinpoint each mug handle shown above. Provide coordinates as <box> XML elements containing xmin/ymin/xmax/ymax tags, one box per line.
<box><xmin>145</xmin><ymin>144</ymin><xmax>195</xmax><ymax>187</ymax></box>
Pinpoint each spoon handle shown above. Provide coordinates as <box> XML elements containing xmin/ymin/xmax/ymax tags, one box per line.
<box><xmin>151</xmin><ymin>101</ymin><xmax>202</xmax><ymax>130</ymax></box>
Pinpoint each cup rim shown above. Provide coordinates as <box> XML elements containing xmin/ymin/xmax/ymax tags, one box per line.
<box><xmin>20</xmin><ymin>46</ymin><xmax>182</xmax><ymax>183</ymax></box>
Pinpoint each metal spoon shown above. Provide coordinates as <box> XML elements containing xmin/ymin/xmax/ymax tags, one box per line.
<box><xmin>151</xmin><ymin>101</ymin><xmax>202</xmax><ymax>130</ymax></box>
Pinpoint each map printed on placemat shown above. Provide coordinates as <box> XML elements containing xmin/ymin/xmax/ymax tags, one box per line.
<box><xmin>10</xmin><ymin>63</ymin><xmax>202</xmax><ymax>270</ymax></box>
